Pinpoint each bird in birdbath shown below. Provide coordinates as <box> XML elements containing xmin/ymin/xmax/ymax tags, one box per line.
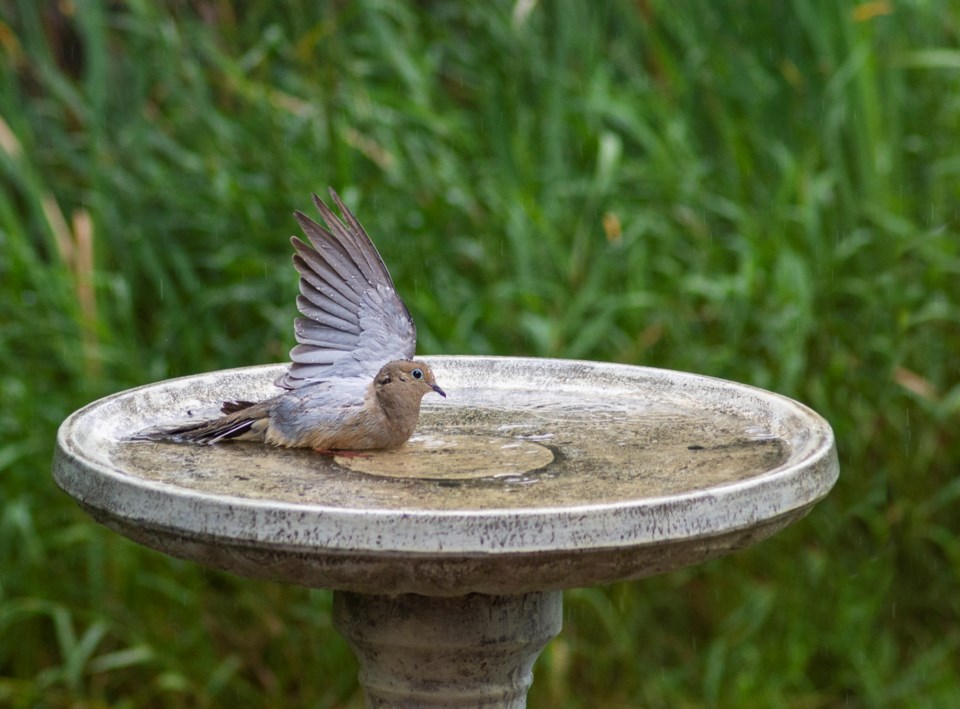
<box><xmin>137</xmin><ymin>189</ymin><xmax>445</xmax><ymax>453</ymax></box>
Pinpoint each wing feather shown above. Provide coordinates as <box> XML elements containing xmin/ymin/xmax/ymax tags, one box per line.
<box><xmin>276</xmin><ymin>188</ymin><xmax>416</xmax><ymax>389</ymax></box>
<box><xmin>291</xmin><ymin>247</ymin><xmax>364</xmax><ymax>308</ymax></box>
<box><xmin>297</xmin><ymin>281</ymin><xmax>360</xmax><ymax>326</ymax></box>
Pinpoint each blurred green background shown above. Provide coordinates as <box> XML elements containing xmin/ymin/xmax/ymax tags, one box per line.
<box><xmin>2</xmin><ymin>1</ymin><xmax>959</xmax><ymax>706</ymax></box>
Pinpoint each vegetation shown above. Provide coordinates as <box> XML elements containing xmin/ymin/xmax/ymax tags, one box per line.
<box><xmin>2</xmin><ymin>1</ymin><xmax>959</xmax><ymax>705</ymax></box>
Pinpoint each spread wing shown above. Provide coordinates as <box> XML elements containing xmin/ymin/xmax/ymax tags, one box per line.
<box><xmin>274</xmin><ymin>189</ymin><xmax>416</xmax><ymax>390</ymax></box>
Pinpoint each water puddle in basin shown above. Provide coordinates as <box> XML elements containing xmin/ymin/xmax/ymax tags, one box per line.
<box><xmin>112</xmin><ymin>388</ymin><xmax>788</xmax><ymax>512</ymax></box>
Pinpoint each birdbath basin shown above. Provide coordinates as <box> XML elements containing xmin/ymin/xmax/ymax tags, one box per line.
<box><xmin>54</xmin><ymin>356</ymin><xmax>838</xmax><ymax>707</ymax></box>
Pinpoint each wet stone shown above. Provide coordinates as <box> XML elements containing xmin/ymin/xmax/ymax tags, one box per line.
<box><xmin>53</xmin><ymin>356</ymin><xmax>839</xmax><ymax>592</ymax></box>
<box><xmin>111</xmin><ymin>393</ymin><xmax>788</xmax><ymax>510</ymax></box>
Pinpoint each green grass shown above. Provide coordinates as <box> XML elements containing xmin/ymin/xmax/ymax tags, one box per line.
<box><xmin>2</xmin><ymin>0</ymin><xmax>960</xmax><ymax>706</ymax></box>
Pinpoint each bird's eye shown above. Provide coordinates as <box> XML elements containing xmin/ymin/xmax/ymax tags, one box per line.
<box><xmin>411</xmin><ymin>368</ymin><xmax>423</xmax><ymax>380</ymax></box>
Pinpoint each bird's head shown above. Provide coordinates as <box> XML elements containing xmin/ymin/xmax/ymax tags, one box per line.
<box><xmin>375</xmin><ymin>360</ymin><xmax>446</xmax><ymax>402</ymax></box>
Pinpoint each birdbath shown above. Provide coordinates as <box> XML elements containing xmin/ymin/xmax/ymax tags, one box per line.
<box><xmin>53</xmin><ymin>356</ymin><xmax>838</xmax><ymax>707</ymax></box>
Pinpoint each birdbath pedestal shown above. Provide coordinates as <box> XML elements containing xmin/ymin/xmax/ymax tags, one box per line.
<box><xmin>53</xmin><ymin>356</ymin><xmax>838</xmax><ymax>707</ymax></box>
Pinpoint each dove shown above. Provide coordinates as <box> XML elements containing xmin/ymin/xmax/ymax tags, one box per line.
<box><xmin>137</xmin><ymin>189</ymin><xmax>445</xmax><ymax>452</ymax></box>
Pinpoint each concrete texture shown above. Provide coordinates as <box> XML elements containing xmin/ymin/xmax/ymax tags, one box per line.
<box><xmin>53</xmin><ymin>356</ymin><xmax>838</xmax><ymax>595</ymax></box>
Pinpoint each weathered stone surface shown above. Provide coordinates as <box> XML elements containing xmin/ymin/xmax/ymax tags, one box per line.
<box><xmin>333</xmin><ymin>590</ymin><xmax>562</xmax><ymax>708</ymax></box>
<box><xmin>54</xmin><ymin>356</ymin><xmax>839</xmax><ymax>595</ymax></box>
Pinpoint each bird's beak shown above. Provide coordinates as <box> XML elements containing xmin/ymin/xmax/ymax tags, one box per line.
<box><xmin>430</xmin><ymin>383</ymin><xmax>447</xmax><ymax>398</ymax></box>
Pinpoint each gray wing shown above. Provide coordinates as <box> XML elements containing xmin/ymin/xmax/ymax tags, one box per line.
<box><xmin>275</xmin><ymin>189</ymin><xmax>416</xmax><ymax>390</ymax></box>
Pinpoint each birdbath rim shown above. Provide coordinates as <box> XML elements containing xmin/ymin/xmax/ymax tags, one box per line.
<box><xmin>53</xmin><ymin>355</ymin><xmax>839</xmax><ymax>594</ymax></box>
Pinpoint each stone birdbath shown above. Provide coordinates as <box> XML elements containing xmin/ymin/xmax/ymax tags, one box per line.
<box><xmin>53</xmin><ymin>356</ymin><xmax>839</xmax><ymax>707</ymax></box>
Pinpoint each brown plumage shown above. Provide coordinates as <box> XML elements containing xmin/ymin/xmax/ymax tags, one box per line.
<box><xmin>136</xmin><ymin>190</ymin><xmax>445</xmax><ymax>451</ymax></box>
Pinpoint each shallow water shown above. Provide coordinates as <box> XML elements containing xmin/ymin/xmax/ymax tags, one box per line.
<box><xmin>113</xmin><ymin>385</ymin><xmax>787</xmax><ymax>512</ymax></box>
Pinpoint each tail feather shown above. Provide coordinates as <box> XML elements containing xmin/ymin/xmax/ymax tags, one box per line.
<box><xmin>220</xmin><ymin>400</ymin><xmax>257</xmax><ymax>415</ymax></box>
<box><xmin>133</xmin><ymin>400</ymin><xmax>266</xmax><ymax>445</ymax></box>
